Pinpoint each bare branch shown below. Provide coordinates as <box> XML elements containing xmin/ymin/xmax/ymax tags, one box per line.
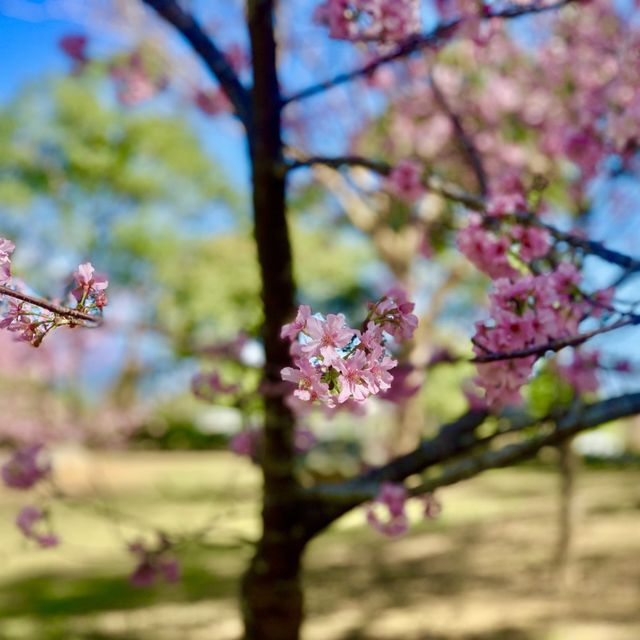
<box><xmin>410</xmin><ymin>391</ymin><xmax>640</xmax><ymax>495</ymax></box>
<box><xmin>287</xmin><ymin>155</ymin><xmax>484</xmax><ymax>209</ymax></box>
<box><xmin>0</xmin><ymin>284</ymin><xmax>101</xmax><ymax>325</ymax></box>
<box><xmin>302</xmin><ymin>391</ymin><xmax>640</xmax><ymax>538</ymax></box>
<box><xmin>141</xmin><ymin>0</ymin><xmax>252</xmax><ymax>127</ymax></box>
<box><xmin>283</xmin><ymin>0</ymin><xmax>575</xmax><ymax>105</ymax></box>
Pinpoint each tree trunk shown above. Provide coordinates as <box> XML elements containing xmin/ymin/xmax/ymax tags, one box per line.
<box><xmin>554</xmin><ymin>438</ymin><xmax>577</xmax><ymax>588</ymax></box>
<box><xmin>240</xmin><ymin>2</ymin><xmax>306</xmax><ymax>638</ymax></box>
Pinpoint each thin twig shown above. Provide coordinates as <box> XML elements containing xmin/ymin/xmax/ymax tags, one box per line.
<box><xmin>287</xmin><ymin>155</ymin><xmax>484</xmax><ymax>209</ymax></box>
<box><xmin>471</xmin><ymin>317</ymin><xmax>637</xmax><ymax>364</ymax></box>
<box><xmin>429</xmin><ymin>72</ymin><xmax>488</xmax><ymax>197</ymax></box>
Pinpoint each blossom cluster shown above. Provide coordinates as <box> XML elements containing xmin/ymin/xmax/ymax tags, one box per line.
<box><xmin>472</xmin><ymin>265</ymin><xmax>607</xmax><ymax>407</ymax></box>
<box><xmin>0</xmin><ymin>237</ymin><xmax>108</xmax><ymax>347</ymax></box>
<box><xmin>280</xmin><ymin>289</ymin><xmax>418</xmax><ymax>409</ymax></box>
<box><xmin>557</xmin><ymin>349</ymin><xmax>600</xmax><ymax>395</ymax></box>
<box><xmin>2</xmin><ymin>447</ymin><xmax>58</xmax><ymax>547</ymax></box>
<box><xmin>313</xmin><ymin>0</ymin><xmax>420</xmax><ymax>43</ymax></box>
<box><xmin>128</xmin><ymin>535</ymin><xmax>181</xmax><ymax>587</ymax></box>
<box><xmin>385</xmin><ymin>159</ymin><xmax>426</xmax><ymax>203</ymax></box>
<box><xmin>366</xmin><ymin>482</ymin><xmax>441</xmax><ymax>537</ymax></box>
<box><xmin>110</xmin><ymin>51</ymin><xmax>167</xmax><ymax>107</ymax></box>
<box><xmin>457</xmin><ymin>210</ymin><xmax>550</xmax><ymax>280</ymax></box>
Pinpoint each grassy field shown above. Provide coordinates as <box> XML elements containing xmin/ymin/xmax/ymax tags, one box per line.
<box><xmin>0</xmin><ymin>450</ymin><xmax>638</xmax><ymax>640</ymax></box>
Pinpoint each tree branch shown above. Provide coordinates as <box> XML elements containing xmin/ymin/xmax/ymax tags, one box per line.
<box><xmin>300</xmin><ymin>409</ymin><xmax>487</xmax><ymax>537</ymax></box>
<box><xmin>471</xmin><ymin>317</ymin><xmax>639</xmax><ymax>364</ymax></box>
<box><xmin>429</xmin><ymin>72</ymin><xmax>488</xmax><ymax>197</ymax></box>
<box><xmin>289</xmin><ymin>155</ymin><xmax>640</xmax><ymax>278</ymax></box>
<box><xmin>302</xmin><ymin>391</ymin><xmax>640</xmax><ymax>538</ymax></box>
<box><xmin>287</xmin><ymin>155</ymin><xmax>484</xmax><ymax>209</ymax></box>
<box><xmin>410</xmin><ymin>391</ymin><xmax>640</xmax><ymax>495</ymax></box>
<box><xmin>141</xmin><ymin>0</ymin><xmax>252</xmax><ymax>127</ymax></box>
<box><xmin>283</xmin><ymin>0</ymin><xmax>575</xmax><ymax>105</ymax></box>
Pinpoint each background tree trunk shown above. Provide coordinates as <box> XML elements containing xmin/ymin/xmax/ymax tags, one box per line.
<box><xmin>554</xmin><ymin>438</ymin><xmax>577</xmax><ymax>589</ymax></box>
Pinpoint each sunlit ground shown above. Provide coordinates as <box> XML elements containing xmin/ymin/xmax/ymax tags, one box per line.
<box><xmin>0</xmin><ymin>451</ymin><xmax>638</xmax><ymax>640</ymax></box>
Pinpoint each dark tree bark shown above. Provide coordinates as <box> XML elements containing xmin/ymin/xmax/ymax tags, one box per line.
<box><xmin>240</xmin><ymin>2</ymin><xmax>306</xmax><ymax>639</ymax></box>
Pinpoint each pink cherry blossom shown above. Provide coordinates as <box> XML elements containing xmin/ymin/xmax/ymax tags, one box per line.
<box><xmin>558</xmin><ymin>350</ymin><xmax>600</xmax><ymax>394</ymax></box>
<box><xmin>386</xmin><ymin>159</ymin><xmax>426</xmax><ymax>203</ymax></box>
<box><xmin>301</xmin><ymin>313</ymin><xmax>354</xmax><ymax>358</ymax></box>
<box><xmin>457</xmin><ymin>215</ymin><xmax>518</xmax><ymax>280</ymax></box>
<box><xmin>281</xmin><ymin>304</ymin><xmax>312</xmax><ymax>341</ymax></box>
<box><xmin>368</xmin><ymin>287</ymin><xmax>418</xmax><ymax>341</ymax></box>
<box><xmin>511</xmin><ymin>226</ymin><xmax>550</xmax><ymax>261</ymax></box>
<box><xmin>59</xmin><ymin>34</ymin><xmax>88</xmax><ymax>64</ymax></box>
<box><xmin>365</xmin><ymin>345</ymin><xmax>397</xmax><ymax>394</ymax></box>
<box><xmin>335</xmin><ymin>349</ymin><xmax>372</xmax><ymax>403</ymax></box>
<box><xmin>229</xmin><ymin>429</ymin><xmax>262</xmax><ymax>459</ymax></box>
<box><xmin>366</xmin><ymin>482</ymin><xmax>409</xmax><ymax>537</ymax></box>
<box><xmin>0</xmin><ymin>237</ymin><xmax>15</xmax><ymax>285</ymax></box>
<box><xmin>110</xmin><ymin>53</ymin><xmax>166</xmax><ymax>107</ymax></box>
<box><xmin>314</xmin><ymin>0</ymin><xmax>420</xmax><ymax>43</ymax></box>
<box><xmin>128</xmin><ymin>535</ymin><xmax>180</xmax><ymax>587</ymax></box>
<box><xmin>193</xmin><ymin>89</ymin><xmax>232</xmax><ymax>116</ymax></box>
<box><xmin>72</xmin><ymin>262</ymin><xmax>109</xmax><ymax>308</ymax></box>
<box><xmin>16</xmin><ymin>505</ymin><xmax>59</xmax><ymax>548</ymax></box>
<box><xmin>471</xmin><ymin>264</ymin><xmax>592</xmax><ymax>408</ymax></box>
<box><xmin>282</xmin><ymin>357</ymin><xmax>333</xmax><ymax>404</ymax></box>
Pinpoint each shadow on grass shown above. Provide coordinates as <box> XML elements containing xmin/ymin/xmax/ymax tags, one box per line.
<box><xmin>0</xmin><ymin>548</ymin><xmax>240</xmax><ymax>639</ymax></box>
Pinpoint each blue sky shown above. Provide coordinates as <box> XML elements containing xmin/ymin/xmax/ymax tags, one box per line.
<box><xmin>0</xmin><ymin>12</ymin><xmax>72</xmax><ymax>103</ymax></box>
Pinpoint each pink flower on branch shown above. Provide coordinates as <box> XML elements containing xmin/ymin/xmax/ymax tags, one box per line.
<box><xmin>72</xmin><ymin>262</ymin><xmax>109</xmax><ymax>309</ymax></box>
<box><xmin>1</xmin><ymin>240</ymin><xmax>108</xmax><ymax>347</ymax></box>
<box><xmin>59</xmin><ymin>34</ymin><xmax>89</xmax><ymax>67</ymax></box>
<box><xmin>385</xmin><ymin>159</ymin><xmax>426</xmax><ymax>203</ymax></box>
<box><xmin>314</xmin><ymin>0</ymin><xmax>421</xmax><ymax>43</ymax></box>
<box><xmin>366</xmin><ymin>482</ymin><xmax>409</xmax><ymax>537</ymax></box>
<box><xmin>128</xmin><ymin>535</ymin><xmax>181</xmax><ymax>588</ymax></box>
<box><xmin>1</xmin><ymin>445</ymin><xmax>51</xmax><ymax>490</ymax></box>
<box><xmin>558</xmin><ymin>349</ymin><xmax>600</xmax><ymax>395</ymax></box>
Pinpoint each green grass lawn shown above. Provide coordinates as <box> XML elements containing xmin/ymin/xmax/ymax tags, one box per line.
<box><xmin>0</xmin><ymin>450</ymin><xmax>638</xmax><ymax>639</ymax></box>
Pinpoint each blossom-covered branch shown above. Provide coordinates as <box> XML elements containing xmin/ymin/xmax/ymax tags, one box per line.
<box><xmin>0</xmin><ymin>285</ymin><xmax>101</xmax><ymax>327</ymax></box>
<box><xmin>0</xmin><ymin>237</ymin><xmax>107</xmax><ymax>346</ymax></box>
<box><xmin>471</xmin><ymin>316</ymin><xmax>639</xmax><ymax>364</ymax></box>
<box><xmin>286</xmin><ymin>154</ymin><xmax>483</xmax><ymax>209</ymax></box>
<box><xmin>283</xmin><ymin>0</ymin><xmax>576</xmax><ymax>105</ymax></box>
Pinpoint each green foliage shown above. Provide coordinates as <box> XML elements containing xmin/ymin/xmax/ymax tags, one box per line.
<box><xmin>526</xmin><ymin>363</ymin><xmax>574</xmax><ymax>418</ymax></box>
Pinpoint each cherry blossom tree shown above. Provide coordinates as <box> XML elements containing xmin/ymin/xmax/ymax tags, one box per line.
<box><xmin>2</xmin><ymin>0</ymin><xmax>640</xmax><ymax>638</ymax></box>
